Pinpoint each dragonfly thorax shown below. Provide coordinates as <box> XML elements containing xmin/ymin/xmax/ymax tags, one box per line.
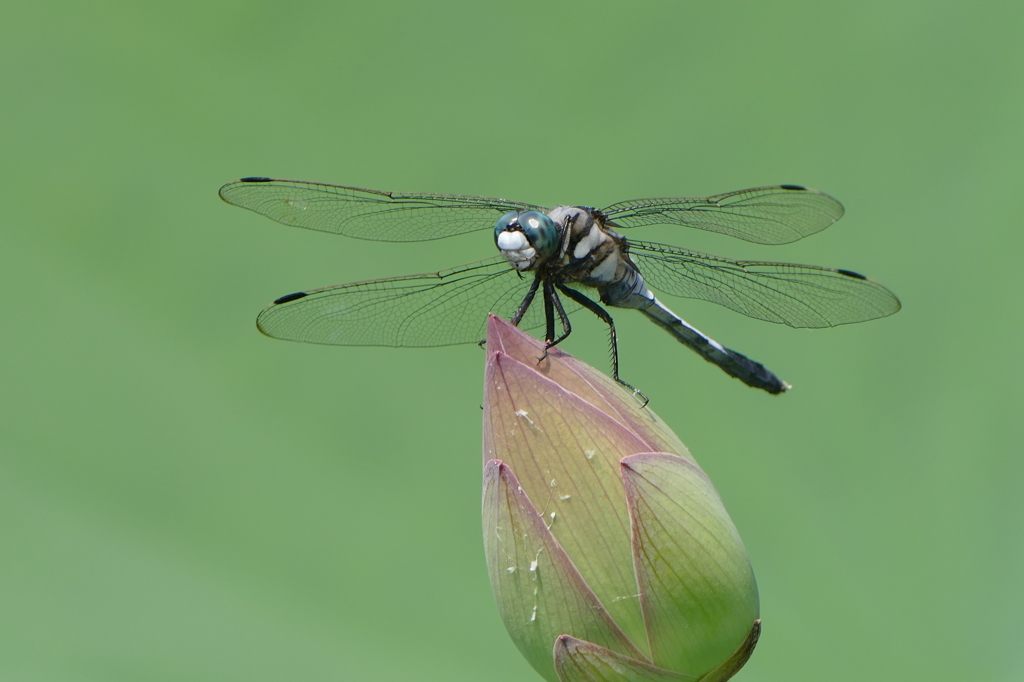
<box><xmin>547</xmin><ymin>206</ymin><xmax>637</xmax><ymax>290</ymax></box>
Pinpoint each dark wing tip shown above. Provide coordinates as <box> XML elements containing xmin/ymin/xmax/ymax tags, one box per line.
<box><xmin>219</xmin><ymin>176</ymin><xmax>276</xmax><ymax>202</ymax></box>
<box><xmin>779</xmin><ymin>184</ymin><xmax>807</xmax><ymax>191</ymax></box>
<box><xmin>836</xmin><ymin>269</ymin><xmax>868</xmax><ymax>280</ymax></box>
<box><xmin>273</xmin><ymin>291</ymin><xmax>309</xmax><ymax>305</ymax></box>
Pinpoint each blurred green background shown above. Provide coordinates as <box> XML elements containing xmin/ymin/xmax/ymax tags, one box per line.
<box><xmin>2</xmin><ymin>1</ymin><xmax>1021</xmax><ymax>680</ymax></box>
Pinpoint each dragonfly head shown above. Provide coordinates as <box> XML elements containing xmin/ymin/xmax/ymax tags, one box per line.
<box><xmin>494</xmin><ymin>210</ymin><xmax>559</xmax><ymax>270</ymax></box>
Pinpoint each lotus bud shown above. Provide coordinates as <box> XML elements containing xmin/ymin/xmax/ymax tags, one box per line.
<box><xmin>482</xmin><ymin>315</ymin><xmax>759</xmax><ymax>682</ymax></box>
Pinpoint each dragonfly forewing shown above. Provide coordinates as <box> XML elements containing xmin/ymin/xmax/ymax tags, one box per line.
<box><xmin>220</xmin><ymin>178</ymin><xmax>544</xmax><ymax>242</ymax></box>
<box><xmin>602</xmin><ymin>185</ymin><xmax>844</xmax><ymax>245</ymax></box>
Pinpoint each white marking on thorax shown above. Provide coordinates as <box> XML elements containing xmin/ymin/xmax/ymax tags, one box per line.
<box><xmin>572</xmin><ymin>225</ymin><xmax>608</xmax><ymax>260</ymax></box>
<box><xmin>547</xmin><ymin>206</ymin><xmax>580</xmax><ymax>227</ymax></box>
<box><xmin>588</xmin><ymin>252</ymin><xmax>621</xmax><ymax>283</ymax></box>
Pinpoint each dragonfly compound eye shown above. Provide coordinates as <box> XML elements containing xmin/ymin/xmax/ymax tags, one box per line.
<box><xmin>494</xmin><ymin>211</ymin><xmax>519</xmax><ymax>236</ymax></box>
<box><xmin>517</xmin><ymin>210</ymin><xmax>558</xmax><ymax>258</ymax></box>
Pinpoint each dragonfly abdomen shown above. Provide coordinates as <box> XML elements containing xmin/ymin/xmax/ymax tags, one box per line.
<box><xmin>638</xmin><ymin>298</ymin><xmax>791</xmax><ymax>394</ymax></box>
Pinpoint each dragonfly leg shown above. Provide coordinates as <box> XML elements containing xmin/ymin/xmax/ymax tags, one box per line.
<box><xmin>542</xmin><ymin>279</ymin><xmax>557</xmax><ymax>344</ymax></box>
<box><xmin>537</xmin><ymin>281</ymin><xmax>573</xmax><ymax>364</ymax></box>
<box><xmin>535</xmin><ymin>279</ymin><xmax>566</xmax><ymax>363</ymax></box>
<box><xmin>549</xmin><ymin>285</ymin><xmax>573</xmax><ymax>347</ymax></box>
<box><xmin>481</xmin><ymin>274</ymin><xmax>542</xmax><ymax>349</ymax></box>
<box><xmin>556</xmin><ymin>284</ymin><xmax>648</xmax><ymax>407</ymax></box>
<box><xmin>510</xmin><ymin>274</ymin><xmax>542</xmax><ymax>327</ymax></box>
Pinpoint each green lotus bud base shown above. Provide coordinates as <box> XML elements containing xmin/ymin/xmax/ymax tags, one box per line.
<box><xmin>482</xmin><ymin>316</ymin><xmax>760</xmax><ymax>682</ymax></box>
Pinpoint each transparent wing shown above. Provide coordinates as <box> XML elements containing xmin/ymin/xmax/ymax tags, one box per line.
<box><xmin>219</xmin><ymin>177</ymin><xmax>545</xmax><ymax>242</ymax></box>
<box><xmin>627</xmin><ymin>240</ymin><xmax>901</xmax><ymax>328</ymax></box>
<box><xmin>256</xmin><ymin>257</ymin><xmax>579</xmax><ymax>347</ymax></box>
<box><xmin>602</xmin><ymin>185</ymin><xmax>844</xmax><ymax>245</ymax></box>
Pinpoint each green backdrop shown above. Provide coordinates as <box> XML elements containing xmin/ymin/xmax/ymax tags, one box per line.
<box><xmin>2</xmin><ymin>1</ymin><xmax>1021</xmax><ymax>680</ymax></box>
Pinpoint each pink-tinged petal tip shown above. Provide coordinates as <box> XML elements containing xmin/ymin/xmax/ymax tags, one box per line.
<box><xmin>484</xmin><ymin>315</ymin><xmax>692</xmax><ymax>460</ymax></box>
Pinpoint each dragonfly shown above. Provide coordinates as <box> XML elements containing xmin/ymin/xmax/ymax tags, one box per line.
<box><xmin>220</xmin><ymin>177</ymin><xmax>900</xmax><ymax>400</ymax></box>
